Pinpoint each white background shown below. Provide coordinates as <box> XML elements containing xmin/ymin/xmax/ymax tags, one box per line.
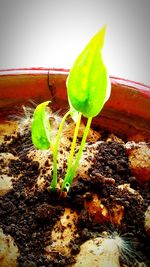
<box><xmin>0</xmin><ymin>0</ymin><xmax>150</xmax><ymax>85</ymax></box>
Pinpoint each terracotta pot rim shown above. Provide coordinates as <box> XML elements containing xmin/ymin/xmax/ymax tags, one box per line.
<box><xmin>0</xmin><ymin>67</ymin><xmax>150</xmax><ymax>90</ymax></box>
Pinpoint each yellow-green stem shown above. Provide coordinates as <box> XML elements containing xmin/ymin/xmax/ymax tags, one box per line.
<box><xmin>61</xmin><ymin>112</ymin><xmax>82</xmax><ymax>190</ymax></box>
<box><xmin>62</xmin><ymin>116</ymin><xmax>92</xmax><ymax>191</ymax></box>
<box><xmin>50</xmin><ymin>110</ymin><xmax>71</xmax><ymax>190</ymax></box>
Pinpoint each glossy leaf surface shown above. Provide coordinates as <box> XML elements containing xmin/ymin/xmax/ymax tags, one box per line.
<box><xmin>31</xmin><ymin>101</ymin><xmax>51</xmax><ymax>150</ymax></box>
<box><xmin>67</xmin><ymin>26</ymin><xmax>111</xmax><ymax>118</ymax></box>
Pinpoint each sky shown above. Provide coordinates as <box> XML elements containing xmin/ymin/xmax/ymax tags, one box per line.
<box><xmin>0</xmin><ymin>0</ymin><xmax>150</xmax><ymax>84</ymax></box>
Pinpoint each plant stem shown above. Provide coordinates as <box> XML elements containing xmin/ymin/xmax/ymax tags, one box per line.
<box><xmin>50</xmin><ymin>110</ymin><xmax>71</xmax><ymax>190</ymax></box>
<box><xmin>62</xmin><ymin>116</ymin><xmax>92</xmax><ymax>191</ymax></box>
<box><xmin>61</xmin><ymin>112</ymin><xmax>82</xmax><ymax>190</ymax></box>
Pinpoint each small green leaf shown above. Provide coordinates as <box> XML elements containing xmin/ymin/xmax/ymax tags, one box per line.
<box><xmin>67</xmin><ymin>25</ymin><xmax>111</xmax><ymax>118</ymax></box>
<box><xmin>69</xmin><ymin>100</ymin><xmax>79</xmax><ymax>123</ymax></box>
<box><xmin>31</xmin><ymin>101</ymin><xmax>51</xmax><ymax>150</ymax></box>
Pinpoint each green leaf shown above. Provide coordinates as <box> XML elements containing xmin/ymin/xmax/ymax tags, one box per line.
<box><xmin>31</xmin><ymin>101</ymin><xmax>51</xmax><ymax>150</ymax></box>
<box><xmin>69</xmin><ymin>100</ymin><xmax>79</xmax><ymax>123</ymax></box>
<box><xmin>67</xmin><ymin>25</ymin><xmax>111</xmax><ymax>118</ymax></box>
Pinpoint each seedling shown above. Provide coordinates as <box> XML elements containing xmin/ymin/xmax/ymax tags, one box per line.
<box><xmin>31</xmin><ymin>26</ymin><xmax>111</xmax><ymax>192</ymax></box>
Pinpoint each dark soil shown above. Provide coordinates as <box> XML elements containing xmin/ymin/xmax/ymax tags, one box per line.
<box><xmin>0</xmin><ymin>130</ymin><xmax>150</xmax><ymax>267</ymax></box>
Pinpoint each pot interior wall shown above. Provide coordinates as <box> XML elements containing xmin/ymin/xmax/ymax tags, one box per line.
<box><xmin>0</xmin><ymin>69</ymin><xmax>150</xmax><ymax>141</ymax></box>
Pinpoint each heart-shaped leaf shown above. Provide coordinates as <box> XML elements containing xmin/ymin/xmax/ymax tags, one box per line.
<box><xmin>67</xmin><ymin>26</ymin><xmax>111</xmax><ymax>118</ymax></box>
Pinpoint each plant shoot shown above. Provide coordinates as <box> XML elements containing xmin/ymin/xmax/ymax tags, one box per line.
<box><xmin>31</xmin><ymin>26</ymin><xmax>111</xmax><ymax>192</ymax></box>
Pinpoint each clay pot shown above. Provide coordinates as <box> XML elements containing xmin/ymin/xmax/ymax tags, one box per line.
<box><xmin>0</xmin><ymin>68</ymin><xmax>150</xmax><ymax>266</ymax></box>
<box><xmin>0</xmin><ymin>68</ymin><xmax>150</xmax><ymax>141</ymax></box>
